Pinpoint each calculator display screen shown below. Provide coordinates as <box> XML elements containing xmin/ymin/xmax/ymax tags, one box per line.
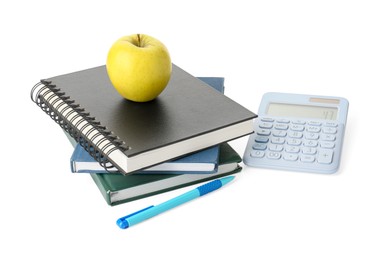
<box><xmin>267</xmin><ymin>103</ymin><xmax>338</xmax><ymax>120</ymax></box>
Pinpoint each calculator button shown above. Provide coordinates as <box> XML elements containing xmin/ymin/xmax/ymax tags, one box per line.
<box><xmin>292</xmin><ymin>120</ymin><xmax>306</xmax><ymax>125</ymax></box>
<box><xmin>273</xmin><ymin>130</ymin><xmax>287</xmax><ymax>137</ymax></box>
<box><xmin>257</xmin><ymin>129</ymin><xmax>271</xmax><ymax>136</ymax></box>
<box><xmin>274</xmin><ymin>123</ymin><xmax>289</xmax><ymax>130</ymax></box>
<box><xmin>291</xmin><ymin>125</ymin><xmax>305</xmax><ymax>131</ymax></box>
<box><xmin>322</xmin><ymin>127</ymin><xmax>337</xmax><ymax>134</ymax></box>
<box><xmin>303</xmin><ymin>140</ymin><xmax>318</xmax><ymax>147</ymax></box>
<box><xmin>308</xmin><ymin>121</ymin><xmax>322</xmax><ymax>126</ymax></box>
<box><xmin>285</xmin><ymin>146</ymin><xmax>300</xmax><ymax>153</ymax></box>
<box><xmin>287</xmin><ymin>138</ymin><xmax>302</xmax><ymax>146</ymax></box>
<box><xmin>301</xmin><ymin>155</ymin><xmax>315</xmax><ymax>163</ymax></box>
<box><xmin>259</xmin><ymin>122</ymin><xmax>273</xmax><ymax>129</ymax></box>
<box><xmin>261</xmin><ymin>117</ymin><xmax>274</xmax><ymax>122</ymax></box>
<box><xmin>320</xmin><ymin>141</ymin><xmax>335</xmax><ymax>149</ymax></box>
<box><xmin>302</xmin><ymin>147</ymin><xmax>317</xmax><ymax>155</ymax></box>
<box><xmin>306</xmin><ymin>126</ymin><xmax>321</xmax><ymax>133</ymax></box>
<box><xmin>267</xmin><ymin>152</ymin><xmax>281</xmax><ymax>160</ymax></box>
<box><xmin>321</xmin><ymin>134</ymin><xmax>336</xmax><ymax>141</ymax></box>
<box><xmin>283</xmin><ymin>153</ymin><xmax>298</xmax><ymax>161</ymax></box>
<box><xmin>255</xmin><ymin>136</ymin><xmax>269</xmax><ymax>143</ymax></box>
<box><xmin>253</xmin><ymin>143</ymin><xmax>267</xmax><ymax>150</ymax></box>
<box><xmin>269</xmin><ymin>144</ymin><xmax>284</xmax><ymax>152</ymax></box>
<box><xmin>288</xmin><ymin>131</ymin><xmax>303</xmax><ymax>138</ymax></box>
<box><xmin>305</xmin><ymin>133</ymin><xmax>319</xmax><ymax>140</ymax></box>
<box><xmin>276</xmin><ymin>119</ymin><xmax>290</xmax><ymax>123</ymax></box>
<box><xmin>271</xmin><ymin>137</ymin><xmax>285</xmax><ymax>144</ymax></box>
<box><xmin>317</xmin><ymin>149</ymin><xmax>333</xmax><ymax>164</ymax></box>
<box><xmin>324</xmin><ymin>122</ymin><xmax>338</xmax><ymax>127</ymax></box>
<box><xmin>251</xmin><ymin>150</ymin><xmax>265</xmax><ymax>158</ymax></box>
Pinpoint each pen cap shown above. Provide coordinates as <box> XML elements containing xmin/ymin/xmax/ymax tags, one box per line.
<box><xmin>117</xmin><ymin>219</ymin><xmax>129</xmax><ymax>229</ymax></box>
<box><xmin>116</xmin><ymin>205</ymin><xmax>154</xmax><ymax>229</ymax></box>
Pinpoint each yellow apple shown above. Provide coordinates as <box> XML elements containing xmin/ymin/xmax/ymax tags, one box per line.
<box><xmin>106</xmin><ymin>34</ymin><xmax>172</xmax><ymax>102</ymax></box>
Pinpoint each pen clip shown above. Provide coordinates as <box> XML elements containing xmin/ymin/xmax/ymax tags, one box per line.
<box><xmin>116</xmin><ymin>205</ymin><xmax>154</xmax><ymax>229</ymax></box>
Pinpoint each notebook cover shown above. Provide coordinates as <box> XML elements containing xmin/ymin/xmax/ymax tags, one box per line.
<box><xmin>36</xmin><ymin>64</ymin><xmax>256</xmax><ymax>174</ymax></box>
<box><xmin>70</xmin><ymin>77</ymin><xmax>225</xmax><ymax>174</ymax></box>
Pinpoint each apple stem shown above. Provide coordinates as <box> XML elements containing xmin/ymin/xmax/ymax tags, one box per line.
<box><xmin>137</xmin><ymin>34</ymin><xmax>141</xmax><ymax>47</ymax></box>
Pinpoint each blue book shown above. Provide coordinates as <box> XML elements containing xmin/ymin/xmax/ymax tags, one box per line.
<box><xmin>70</xmin><ymin>77</ymin><xmax>225</xmax><ymax>174</ymax></box>
<box><xmin>70</xmin><ymin>144</ymin><xmax>219</xmax><ymax>174</ymax></box>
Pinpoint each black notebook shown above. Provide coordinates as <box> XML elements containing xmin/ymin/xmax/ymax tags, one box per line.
<box><xmin>31</xmin><ymin>64</ymin><xmax>256</xmax><ymax>175</ymax></box>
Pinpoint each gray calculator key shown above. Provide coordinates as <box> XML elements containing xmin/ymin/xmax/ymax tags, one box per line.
<box><xmin>321</xmin><ymin>134</ymin><xmax>336</xmax><ymax>141</ymax></box>
<box><xmin>261</xmin><ymin>117</ymin><xmax>274</xmax><ymax>122</ymax></box>
<box><xmin>323</xmin><ymin>127</ymin><xmax>337</xmax><ymax>134</ymax></box>
<box><xmin>269</xmin><ymin>144</ymin><xmax>283</xmax><ymax>152</ymax></box>
<box><xmin>251</xmin><ymin>150</ymin><xmax>265</xmax><ymax>158</ymax></box>
<box><xmin>308</xmin><ymin>121</ymin><xmax>322</xmax><ymax>126</ymax></box>
<box><xmin>271</xmin><ymin>137</ymin><xmax>285</xmax><ymax>144</ymax></box>
<box><xmin>253</xmin><ymin>143</ymin><xmax>267</xmax><ymax>150</ymax></box>
<box><xmin>259</xmin><ymin>122</ymin><xmax>273</xmax><ymax>129</ymax></box>
<box><xmin>303</xmin><ymin>140</ymin><xmax>318</xmax><ymax>147</ymax></box>
<box><xmin>285</xmin><ymin>146</ymin><xmax>300</xmax><ymax>153</ymax></box>
<box><xmin>267</xmin><ymin>152</ymin><xmax>281</xmax><ymax>160</ymax></box>
<box><xmin>273</xmin><ymin>130</ymin><xmax>287</xmax><ymax>137</ymax></box>
<box><xmin>257</xmin><ymin>129</ymin><xmax>271</xmax><ymax>136</ymax></box>
<box><xmin>288</xmin><ymin>131</ymin><xmax>303</xmax><ymax>138</ymax></box>
<box><xmin>255</xmin><ymin>136</ymin><xmax>269</xmax><ymax>143</ymax></box>
<box><xmin>301</xmin><ymin>155</ymin><xmax>315</xmax><ymax>163</ymax></box>
<box><xmin>292</xmin><ymin>120</ymin><xmax>306</xmax><ymax>125</ymax></box>
<box><xmin>291</xmin><ymin>125</ymin><xmax>305</xmax><ymax>131</ymax></box>
<box><xmin>307</xmin><ymin>126</ymin><xmax>321</xmax><ymax>133</ymax></box>
<box><xmin>302</xmin><ymin>147</ymin><xmax>317</xmax><ymax>155</ymax></box>
<box><xmin>318</xmin><ymin>149</ymin><xmax>333</xmax><ymax>164</ymax></box>
<box><xmin>324</xmin><ymin>122</ymin><xmax>338</xmax><ymax>127</ymax></box>
<box><xmin>320</xmin><ymin>141</ymin><xmax>335</xmax><ymax>149</ymax></box>
<box><xmin>287</xmin><ymin>138</ymin><xmax>302</xmax><ymax>146</ymax></box>
<box><xmin>305</xmin><ymin>133</ymin><xmax>319</xmax><ymax>140</ymax></box>
<box><xmin>274</xmin><ymin>123</ymin><xmax>289</xmax><ymax>130</ymax></box>
<box><xmin>276</xmin><ymin>119</ymin><xmax>290</xmax><ymax>123</ymax></box>
<box><xmin>283</xmin><ymin>153</ymin><xmax>298</xmax><ymax>161</ymax></box>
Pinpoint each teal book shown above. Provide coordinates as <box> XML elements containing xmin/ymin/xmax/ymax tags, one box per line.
<box><xmin>69</xmin><ymin>77</ymin><xmax>224</xmax><ymax>174</ymax></box>
<box><xmin>91</xmin><ymin>142</ymin><xmax>242</xmax><ymax>206</ymax></box>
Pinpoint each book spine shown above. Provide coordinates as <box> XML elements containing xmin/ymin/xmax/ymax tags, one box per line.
<box><xmin>90</xmin><ymin>174</ymin><xmax>113</xmax><ymax>206</ymax></box>
<box><xmin>31</xmin><ymin>80</ymin><xmax>128</xmax><ymax>172</ymax></box>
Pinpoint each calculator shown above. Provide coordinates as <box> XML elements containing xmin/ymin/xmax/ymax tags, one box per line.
<box><xmin>243</xmin><ymin>92</ymin><xmax>349</xmax><ymax>174</ymax></box>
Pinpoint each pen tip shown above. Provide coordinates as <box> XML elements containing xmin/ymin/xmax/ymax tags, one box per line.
<box><xmin>116</xmin><ymin>219</ymin><xmax>129</xmax><ymax>229</ymax></box>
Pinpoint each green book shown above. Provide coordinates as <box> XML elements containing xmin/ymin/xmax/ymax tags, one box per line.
<box><xmin>91</xmin><ymin>142</ymin><xmax>242</xmax><ymax>206</ymax></box>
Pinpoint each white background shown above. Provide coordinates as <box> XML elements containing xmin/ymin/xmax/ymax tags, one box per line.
<box><xmin>2</xmin><ymin>0</ymin><xmax>390</xmax><ymax>259</ymax></box>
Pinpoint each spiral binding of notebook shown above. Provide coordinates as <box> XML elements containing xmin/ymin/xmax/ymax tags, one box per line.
<box><xmin>31</xmin><ymin>80</ymin><xmax>128</xmax><ymax>172</ymax></box>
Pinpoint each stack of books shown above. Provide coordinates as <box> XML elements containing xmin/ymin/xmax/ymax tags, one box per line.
<box><xmin>31</xmin><ymin>64</ymin><xmax>257</xmax><ymax>205</ymax></box>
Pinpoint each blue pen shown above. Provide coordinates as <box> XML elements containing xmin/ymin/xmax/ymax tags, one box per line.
<box><xmin>116</xmin><ymin>176</ymin><xmax>235</xmax><ymax>229</ymax></box>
